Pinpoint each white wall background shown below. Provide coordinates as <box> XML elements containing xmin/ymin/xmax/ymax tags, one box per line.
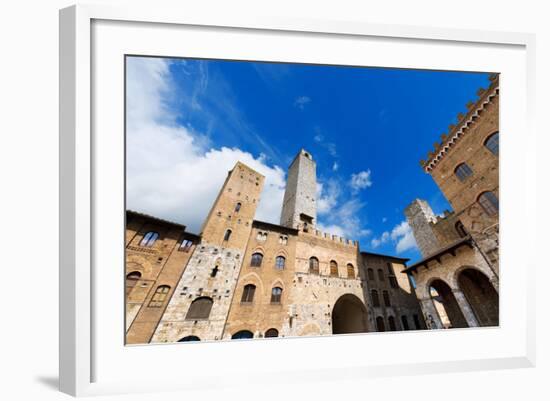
<box><xmin>0</xmin><ymin>0</ymin><xmax>548</xmax><ymax>399</ymax></box>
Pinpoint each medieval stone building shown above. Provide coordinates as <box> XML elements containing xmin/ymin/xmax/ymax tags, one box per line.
<box><xmin>126</xmin><ymin>150</ymin><xmax>425</xmax><ymax>344</ymax></box>
<box><xmin>404</xmin><ymin>74</ymin><xmax>500</xmax><ymax>329</ymax></box>
<box><xmin>124</xmin><ymin>75</ymin><xmax>499</xmax><ymax>344</ymax></box>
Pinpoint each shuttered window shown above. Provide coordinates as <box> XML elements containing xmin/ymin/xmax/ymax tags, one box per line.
<box><xmin>478</xmin><ymin>191</ymin><xmax>499</xmax><ymax>216</ymax></box>
<box><xmin>309</xmin><ymin>257</ymin><xmax>319</xmax><ymax>274</ymax></box>
<box><xmin>454</xmin><ymin>163</ymin><xmax>473</xmax><ymax>181</ymax></box>
<box><xmin>330</xmin><ymin>261</ymin><xmax>338</xmax><ymax>277</ymax></box>
<box><xmin>148</xmin><ymin>285</ymin><xmax>170</xmax><ymax>307</ymax></box>
<box><xmin>185</xmin><ymin>297</ymin><xmax>214</xmax><ymax>320</ymax></box>
<box><xmin>347</xmin><ymin>264</ymin><xmax>355</xmax><ymax>278</ymax></box>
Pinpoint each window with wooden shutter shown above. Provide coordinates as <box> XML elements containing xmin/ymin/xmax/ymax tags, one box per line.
<box><xmin>478</xmin><ymin>191</ymin><xmax>499</xmax><ymax>216</ymax></box>
<box><xmin>185</xmin><ymin>297</ymin><xmax>214</xmax><ymax>320</ymax></box>
<box><xmin>148</xmin><ymin>285</ymin><xmax>170</xmax><ymax>307</ymax></box>
<box><xmin>309</xmin><ymin>257</ymin><xmax>319</xmax><ymax>274</ymax></box>
<box><xmin>347</xmin><ymin>263</ymin><xmax>355</xmax><ymax>278</ymax></box>
<box><xmin>484</xmin><ymin>132</ymin><xmax>499</xmax><ymax>155</ymax></box>
<box><xmin>330</xmin><ymin>260</ymin><xmax>338</xmax><ymax>277</ymax></box>
<box><xmin>454</xmin><ymin>163</ymin><xmax>473</xmax><ymax>181</ymax></box>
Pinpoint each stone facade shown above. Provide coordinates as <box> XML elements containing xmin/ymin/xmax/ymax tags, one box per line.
<box><xmin>126</xmin><ymin>150</ymin><xmax>425</xmax><ymax>344</ymax></box>
<box><xmin>125</xmin><ymin>211</ymin><xmax>199</xmax><ymax>344</ymax></box>
<box><xmin>405</xmin><ymin>74</ymin><xmax>500</xmax><ymax>329</ymax></box>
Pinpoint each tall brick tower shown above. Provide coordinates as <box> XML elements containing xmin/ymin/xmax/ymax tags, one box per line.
<box><xmin>280</xmin><ymin>149</ymin><xmax>317</xmax><ymax>231</ymax></box>
<box><xmin>151</xmin><ymin>162</ymin><xmax>265</xmax><ymax>342</ymax></box>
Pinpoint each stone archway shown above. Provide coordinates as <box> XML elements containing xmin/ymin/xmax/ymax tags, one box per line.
<box><xmin>458</xmin><ymin>268</ymin><xmax>499</xmax><ymax>326</ymax></box>
<box><xmin>429</xmin><ymin>279</ymin><xmax>468</xmax><ymax>329</ymax></box>
<box><xmin>332</xmin><ymin>294</ymin><xmax>368</xmax><ymax>334</ymax></box>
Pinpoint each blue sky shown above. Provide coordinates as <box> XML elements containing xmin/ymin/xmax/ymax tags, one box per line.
<box><xmin>126</xmin><ymin>56</ymin><xmax>491</xmax><ymax>263</ymax></box>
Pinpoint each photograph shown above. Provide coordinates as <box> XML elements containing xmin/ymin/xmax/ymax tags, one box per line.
<box><xmin>124</xmin><ymin>56</ymin><xmax>500</xmax><ymax>345</ymax></box>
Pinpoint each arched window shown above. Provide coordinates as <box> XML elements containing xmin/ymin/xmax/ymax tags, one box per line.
<box><xmin>140</xmin><ymin>231</ymin><xmax>159</xmax><ymax>247</ymax></box>
<box><xmin>148</xmin><ymin>285</ymin><xmax>170</xmax><ymax>308</ymax></box>
<box><xmin>388</xmin><ymin>316</ymin><xmax>397</xmax><ymax>331</ymax></box>
<box><xmin>270</xmin><ymin>287</ymin><xmax>283</xmax><ymax>303</ymax></box>
<box><xmin>178</xmin><ymin>335</ymin><xmax>200</xmax><ymax>342</ymax></box>
<box><xmin>265</xmin><ymin>328</ymin><xmax>279</xmax><ymax>338</ymax></box>
<box><xmin>185</xmin><ymin>297</ymin><xmax>213</xmax><ymax>320</ymax></box>
<box><xmin>478</xmin><ymin>191</ymin><xmax>499</xmax><ymax>216</ymax></box>
<box><xmin>232</xmin><ymin>330</ymin><xmax>254</xmax><ymax>339</ymax></box>
<box><xmin>223</xmin><ymin>229</ymin><xmax>232</xmax><ymax>242</ymax></box>
<box><xmin>383</xmin><ymin>290</ymin><xmax>391</xmax><ymax>307</ymax></box>
<box><xmin>330</xmin><ymin>260</ymin><xmax>338</xmax><ymax>277</ymax></box>
<box><xmin>367</xmin><ymin>268</ymin><xmax>374</xmax><ymax>281</ymax></box>
<box><xmin>241</xmin><ymin>284</ymin><xmax>256</xmax><ymax>303</ymax></box>
<box><xmin>347</xmin><ymin>263</ymin><xmax>355</xmax><ymax>279</ymax></box>
<box><xmin>455</xmin><ymin>221</ymin><xmax>468</xmax><ymax>237</ymax></box>
<box><xmin>484</xmin><ymin>131</ymin><xmax>499</xmax><ymax>155</ymax></box>
<box><xmin>235</xmin><ymin>202</ymin><xmax>242</xmax><ymax>212</ymax></box>
<box><xmin>250</xmin><ymin>253</ymin><xmax>263</xmax><ymax>267</ymax></box>
<box><xmin>377</xmin><ymin>269</ymin><xmax>384</xmax><ymax>281</ymax></box>
<box><xmin>376</xmin><ymin>316</ymin><xmax>385</xmax><ymax>332</ymax></box>
<box><xmin>125</xmin><ymin>271</ymin><xmax>141</xmax><ymax>296</ymax></box>
<box><xmin>401</xmin><ymin>315</ymin><xmax>410</xmax><ymax>330</ymax></box>
<box><xmin>275</xmin><ymin>256</ymin><xmax>286</xmax><ymax>270</ymax></box>
<box><xmin>371</xmin><ymin>290</ymin><xmax>380</xmax><ymax>307</ymax></box>
<box><xmin>386</xmin><ymin>262</ymin><xmax>394</xmax><ymax>275</ymax></box>
<box><xmin>309</xmin><ymin>257</ymin><xmax>319</xmax><ymax>274</ymax></box>
<box><xmin>454</xmin><ymin>163</ymin><xmax>473</xmax><ymax>182</ymax></box>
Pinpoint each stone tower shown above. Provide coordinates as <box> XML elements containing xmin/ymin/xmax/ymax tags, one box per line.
<box><xmin>151</xmin><ymin>162</ymin><xmax>265</xmax><ymax>342</ymax></box>
<box><xmin>280</xmin><ymin>149</ymin><xmax>317</xmax><ymax>231</ymax></box>
<box><xmin>404</xmin><ymin>199</ymin><xmax>440</xmax><ymax>258</ymax></box>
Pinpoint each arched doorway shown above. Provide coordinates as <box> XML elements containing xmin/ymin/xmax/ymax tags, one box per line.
<box><xmin>178</xmin><ymin>335</ymin><xmax>200</xmax><ymax>342</ymax></box>
<box><xmin>429</xmin><ymin>279</ymin><xmax>468</xmax><ymax>329</ymax></box>
<box><xmin>231</xmin><ymin>330</ymin><xmax>254</xmax><ymax>340</ymax></box>
<box><xmin>458</xmin><ymin>268</ymin><xmax>499</xmax><ymax>326</ymax></box>
<box><xmin>331</xmin><ymin>294</ymin><xmax>368</xmax><ymax>334</ymax></box>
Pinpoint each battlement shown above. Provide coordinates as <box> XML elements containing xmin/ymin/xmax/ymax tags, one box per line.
<box><xmin>299</xmin><ymin>227</ymin><xmax>359</xmax><ymax>247</ymax></box>
<box><xmin>420</xmin><ymin>73</ymin><xmax>499</xmax><ymax>172</ymax></box>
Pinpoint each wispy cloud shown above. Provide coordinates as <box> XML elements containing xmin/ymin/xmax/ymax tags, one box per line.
<box><xmin>294</xmin><ymin>95</ymin><xmax>311</xmax><ymax>110</ymax></box>
<box><xmin>350</xmin><ymin>170</ymin><xmax>373</xmax><ymax>191</ymax></box>
<box><xmin>126</xmin><ymin>57</ymin><xmax>287</xmax><ymax>232</ymax></box>
<box><xmin>313</xmin><ymin>129</ymin><xmax>338</xmax><ymax>157</ymax></box>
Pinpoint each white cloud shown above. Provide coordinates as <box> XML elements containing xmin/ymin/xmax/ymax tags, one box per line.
<box><xmin>316</xmin><ymin>179</ymin><xmax>340</xmax><ymax>215</ymax></box>
<box><xmin>126</xmin><ymin>57</ymin><xmax>286</xmax><ymax>233</ymax></box>
<box><xmin>350</xmin><ymin>170</ymin><xmax>373</xmax><ymax>191</ymax></box>
<box><xmin>370</xmin><ymin>220</ymin><xmax>418</xmax><ymax>254</ymax></box>
<box><xmin>391</xmin><ymin>221</ymin><xmax>418</xmax><ymax>253</ymax></box>
<box><xmin>382</xmin><ymin>217</ymin><xmax>388</xmax><ymax>223</ymax></box>
<box><xmin>332</xmin><ymin>162</ymin><xmax>339</xmax><ymax>172</ymax></box>
<box><xmin>294</xmin><ymin>96</ymin><xmax>311</xmax><ymax>110</ymax></box>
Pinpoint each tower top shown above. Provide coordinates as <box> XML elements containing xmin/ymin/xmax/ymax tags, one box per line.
<box><xmin>280</xmin><ymin>149</ymin><xmax>317</xmax><ymax>230</ymax></box>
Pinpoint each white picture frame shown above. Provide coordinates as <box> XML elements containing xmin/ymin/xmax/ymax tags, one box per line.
<box><xmin>59</xmin><ymin>4</ymin><xmax>536</xmax><ymax>397</ymax></box>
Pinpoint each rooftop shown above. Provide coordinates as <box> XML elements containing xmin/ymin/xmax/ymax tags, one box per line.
<box><xmin>402</xmin><ymin>235</ymin><xmax>473</xmax><ymax>274</ymax></box>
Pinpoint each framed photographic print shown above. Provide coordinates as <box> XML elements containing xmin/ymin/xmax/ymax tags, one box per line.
<box><xmin>59</xmin><ymin>4</ymin><xmax>536</xmax><ymax>397</ymax></box>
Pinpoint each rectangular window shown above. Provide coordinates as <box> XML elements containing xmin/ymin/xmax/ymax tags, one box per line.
<box><xmin>389</xmin><ymin>276</ymin><xmax>398</xmax><ymax>289</ymax></box>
